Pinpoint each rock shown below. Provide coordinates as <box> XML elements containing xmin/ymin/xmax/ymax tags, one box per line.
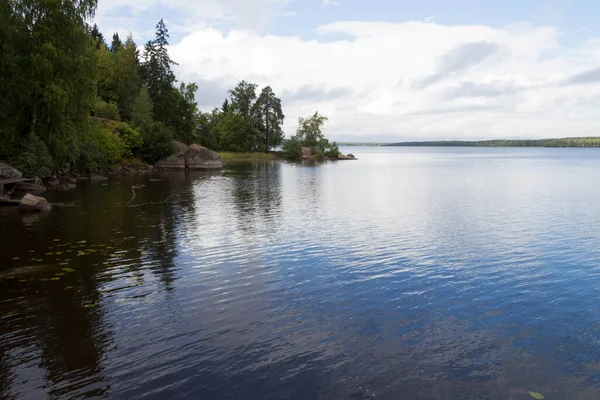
<box><xmin>338</xmin><ymin>152</ymin><xmax>357</xmax><ymax>160</ymax></box>
<box><xmin>0</xmin><ymin>163</ymin><xmax>22</xmax><ymax>179</ymax></box>
<box><xmin>14</xmin><ymin>182</ymin><xmax>46</xmax><ymax>195</ymax></box>
<box><xmin>89</xmin><ymin>174</ymin><xmax>108</xmax><ymax>181</ymax></box>
<box><xmin>55</xmin><ymin>182</ymin><xmax>76</xmax><ymax>191</ymax></box>
<box><xmin>44</xmin><ymin>176</ymin><xmax>60</xmax><ymax>189</ymax></box>
<box><xmin>155</xmin><ymin>141</ymin><xmax>222</xmax><ymax>170</ymax></box>
<box><xmin>18</xmin><ymin>193</ymin><xmax>51</xmax><ymax>212</ymax></box>
<box><xmin>301</xmin><ymin>147</ymin><xmax>313</xmax><ymax>160</ymax></box>
<box><xmin>187</xmin><ymin>144</ymin><xmax>222</xmax><ymax>169</ymax></box>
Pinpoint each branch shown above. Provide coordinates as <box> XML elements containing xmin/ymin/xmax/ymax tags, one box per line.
<box><xmin>126</xmin><ymin>185</ymin><xmax>145</xmax><ymax>207</ymax></box>
<box><xmin>126</xmin><ymin>185</ymin><xmax>176</xmax><ymax>210</ymax></box>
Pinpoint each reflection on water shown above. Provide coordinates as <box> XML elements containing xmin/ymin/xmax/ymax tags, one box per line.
<box><xmin>2</xmin><ymin>149</ymin><xmax>600</xmax><ymax>399</ymax></box>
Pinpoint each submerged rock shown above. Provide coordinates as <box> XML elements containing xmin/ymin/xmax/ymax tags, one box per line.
<box><xmin>18</xmin><ymin>193</ymin><xmax>51</xmax><ymax>212</ymax></box>
<box><xmin>0</xmin><ymin>163</ymin><xmax>22</xmax><ymax>179</ymax></box>
<box><xmin>155</xmin><ymin>141</ymin><xmax>222</xmax><ymax>170</ymax></box>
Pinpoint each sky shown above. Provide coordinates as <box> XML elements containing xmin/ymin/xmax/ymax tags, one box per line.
<box><xmin>95</xmin><ymin>0</ymin><xmax>600</xmax><ymax>142</ymax></box>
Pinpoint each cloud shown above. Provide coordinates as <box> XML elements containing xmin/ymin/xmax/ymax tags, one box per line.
<box><xmin>417</xmin><ymin>42</ymin><xmax>500</xmax><ymax>88</ymax></box>
<box><xmin>445</xmin><ymin>80</ymin><xmax>525</xmax><ymax>99</ymax></box>
<box><xmin>167</xmin><ymin>20</ymin><xmax>600</xmax><ymax>141</ymax></box>
<box><xmin>564</xmin><ymin>67</ymin><xmax>600</xmax><ymax>85</ymax></box>
<box><xmin>281</xmin><ymin>85</ymin><xmax>353</xmax><ymax>103</ymax></box>
<box><xmin>322</xmin><ymin>0</ymin><xmax>339</xmax><ymax>6</ymax></box>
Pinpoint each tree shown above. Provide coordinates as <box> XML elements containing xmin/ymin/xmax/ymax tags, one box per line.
<box><xmin>131</xmin><ymin>86</ymin><xmax>153</xmax><ymax>130</ymax></box>
<box><xmin>254</xmin><ymin>86</ymin><xmax>284</xmax><ymax>152</ymax></box>
<box><xmin>283</xmin><ymin>111</ymin><xmax>337</xmax><ymax>160</ymax></box>
<box><xmin>142</xmin><ymin>19</ymin><xmax>177</xmax><ymax>127</ymax></box>
<box><xmin>114</xmin><ymin>35</ymin><xmax>142</xmax><ymax>120</ymax></box>
<box><xmin>295</xmin><ymin>111</ymin><xmax>328</xmax><ymax>149</ymax></box>
<box><xmin>110</xmin><ymin>32</ymin><xmax>122</xmax><ymax>52</ymax></box>
<box><xmin>216</xmin><ymin>112</ymin><xmax>258</xmax><ymax>152</ymax></box>
<box><xmin>95</xmin><ymin>42</ymin><xmax>117</xmax><ymax>102</ymax></box>
<box><xmin>221</xmin><ymin>99</ymin><xmax>230</xmax><ymax>114</ymax></box>
<box><xmin>172</xmin><ymin>82</ymin><xmax>198</xmax><ymax>144</ymax></box>
<box><xmin>0</xmin><ymin>0</ymin><xmax>99</xmax><ymax>167</ymax></box>
<box><xmin>229</xmin><ymin>80</ymin><xmax>257</xmax><ymax>119</ymax></box>
<box><xmin>90</xmin><ymin>23</ymin><xmax>105</xmax><ymax>49</ymax></box>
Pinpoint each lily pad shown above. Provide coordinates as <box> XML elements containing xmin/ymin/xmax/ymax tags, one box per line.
<box><xmin>39</xmin><ymin>278</ymin><xmax>49</xmax><ymax>282</ymax></box>
<box><xmin>53</xmin><ymin>239</ymin><xmax>60</xmax><ymax>242</ymax></box>
<box><xmin>12</xmin><ymin>257</ymin><xmax>20</xmax><ymax>261</ymax></box>
<box><xmin>77</xmin><ymin>240</ymin><xmax>87</xmax><ymax>244</ymax></box>
<box><xmin>55</xmin><ymin>272</ymin><xmax>66</xmax><ymax>276</ymax></box>
<box><xmin>529</xmin><ymin>392</ymin><xmax>544</xmax><ymax>400</ymax></box>
<box><xmin>65</xmin><ymin>286</ymin><xmax>74</xmax><ymax>290</ymax></box>
<box><xmin>59</xmin><ymin>262</ymin><xmax>69</xmax><ymax>266</ymax></box>
<box><xmin>62</xmin><ymin>268</ymin><xmax>75</xmax><ymax>273</ymax></box>
<box><xmin>18</xmin><ymin>279</ymin><xmax>27</xmax><ymax>282</ymax></box>
<box><xmin>83</xmin><ymin>303</ymin><xmax>96</xmax><ymax>308</ymax></box>
<box><xmin>50</xmin><ymin>277</ymin><xmax>60</xmax><ymax>281</ymax></box>
<box><xmin>56</xmin><ymin>251</ymin><xmax>64</xmax><ymax>255</ymax></box>
<box><xmin>45</xmin><ymin>252</ymin><xmax>53</xmax><ymax>256</ymax></box>
<box><xmin>77</xmin><ymin>251</ymin><xmax>87</xmax><ymax>257</ymax></box>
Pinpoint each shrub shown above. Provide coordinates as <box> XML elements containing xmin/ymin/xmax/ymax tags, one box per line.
<box><xmin>119</xmin><ymin>123</ymin><xmax>143</xmax><ymax>156</ymax></box>
<box><xmin>12</xmin><ymin>134</ymin><xmax>53</xmax><ymax>177</ymax></box>
<box><xmin>78</xmin><ymin>124</ymin><xmax>126</xmax><ymax>172</ymax></box>
<box><xmin>93</xmin><ymin>98</ymin><xmax>121</xmax><ymax>121</ymax></box>
<box><xmin>140</xmin><ymin>122</ymin><xmax>174</xmax><ymax>164</ymax></box>
<box><xmin>282</xmin><ymin>136</ymin><xmax>302</xmax><ymax>160</ymax></box>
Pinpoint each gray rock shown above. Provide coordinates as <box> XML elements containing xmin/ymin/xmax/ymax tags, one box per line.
<box><xmin>155</xmin><ymin>141</ymin><xmax>222</xmax><ymax>170</ymax></box>
<box><xmin>18</xmin><ymin>193</ymin><xmax>51</xmax><ymax>212</ymax></box>
<box><xmin>301</xmin><ymin>147</ymin><xmax>313</xmax><ymax>160</ymax></box>
<box><xmin>14</xmin><ymin>182</ymin><xmax>46</xmax><ymax>194</ymax></box>
<box><xmin>55</xmin><ymin>182</ymin><xmax>76</xmax><ymax>191</ymax></box>
<box><xmin>0</xmin><ymin>163</ymin><xmax>22</xmax><ymax>179</ymax></box>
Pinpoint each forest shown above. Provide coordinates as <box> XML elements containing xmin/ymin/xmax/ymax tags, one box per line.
<box><xmin>386</xmin><ymin>138</ymin><xmax>600</xmax><ymax>147</ymax></box>
<box><xmin>0</xmin><ymin>0</ymin><xmax>333</xmax><ymax>177</ymax></box>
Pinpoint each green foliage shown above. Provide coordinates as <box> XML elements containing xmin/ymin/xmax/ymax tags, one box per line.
<box><xmin>119</xmin><ymin>124</ymin><xmax>143</xmax><ymax>156</ymax></box>
<box><xmin>140</xmin><ymin>122</ymin><xmax>174</xmax><ymax>164</ymax></box>
<box><xmin>283</xmin><ymin>111</ymin><xmax>337</xmax><ymax>160</ymax></box>
<box><xmin>229</xmin><ymin>81</ymin><xmax>258</xmax><ymax>119</ymax></box>
<box><xmin>296</xmin><ymin>111</ymin><xmax>328</xmax><ymax>149</ymax></box>
<box><xmin>12</xmin><ymin>134</ymin><xmax>53</xmax><ymax>177</ymax></box>
<box><xmin>114</xmin><ymin>35</ymin><xmax>142</xmax><ymax>121</ymax></box>
<box><xmin>216</xmin><ymin>112</ymin><xmax>259</xmax><ymax>153</ymax></box>
<box><xmin>78</xmin><ymin>124</ymin><xmax>126</xmax><ymax>172</ymax></box>
<box><xmin>254</xmin><ymin>86</ymin><xmax>285</xmax><ymax>152</ymax></box>
<box><xmin>0</xmin><ymin>0</ymin><xmax>98</xmax><ymax>167</ymax></box>
<box><xmin>171</xmin><ymin>82</ymin><xmax>199</xmax><ymax>144</ymax></box>
<box><xmin>93</xmin><ymin>98</ymin><xmax>121</xmax><ymax>120</ymax></box>
<box><xmin>387</xmin><ymin>138</ymin><xmax>600</xmax><ymax>148</ymax></box>
<box><xmin>142</xmin><ymin>19</ymin><xmax>177</xmax><ymax>127</ymax></box>
<box><xmin>131</xmin><ymin>86</ymin><xmax>153</xmax><ymax>129</ymax></box>
<box><xmin>283</xmin><ymin>136</ymin><xmax>303</xmax><ymax>160</ymax></box>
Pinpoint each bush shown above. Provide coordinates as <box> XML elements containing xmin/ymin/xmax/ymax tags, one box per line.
<box><xmin>78</xmin><ymin>124</ymin><xmax>126</xmax><ymax>172</ymax></box>
<box><xmin>119</xmin><ymin>124</ymin><xmax>143</xmax><ymax>156</ymax></box>
<box><xmin>282</xmin><ymin>136</ymin><xmax>302</xmax><ymax>160</ymax></box>
<box><xmin>140</xmin><ymin>122</ymin><xmax>174</xmax><ymax>164</ymax></box>
<box><xmin>93</xmin><ymin>98</ymin><xmax>121</xmax><ymax>121</ymax></box>
<box><xmin>324</xmin><ymin>142</ymin><xmax>340</xmax><ymax>159</ymax></box>
<box><xmin>12</xmin><ymin>134</ymin><xmax>53</xmax><ymax>177</ymax></box>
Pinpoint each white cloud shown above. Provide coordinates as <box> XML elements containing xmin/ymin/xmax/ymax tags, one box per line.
<box><xmin>168</xmin><ymin>20</ymin><xmax>600</xmax><ymax>141</ymax></box>
<box><xmin>322</xmin><ymin>0</ymin><xmax>339</xmax><ymax>6</ymax></box>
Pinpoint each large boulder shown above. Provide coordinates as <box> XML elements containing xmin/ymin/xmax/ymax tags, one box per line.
<box><xmin>0</xmin><ymin>163</ymin><xmax>22</xmax><ymax>179</ymax></box>
<box><xmin>155</xmin><ymin>141</ymin><xmax>222</xmax><ymax>170</ymax></box>
<box><xmin>14</xmin><ymin>180</ymin><xmax>46</xmax><ymax>195</ymax></box>
<box><xmin>18</xmin><ymin>193</ymin><xmax>51</xmax><ymax>212</ymax></box>
<box><xmin>338</xmin><ymin>152</ymin><xmax>357</xmax><ymax>160</ymax></box>
<box><xmin>187</xmin><ymin>144</ymin><xmax>222</xmax><ymax>169</ymax></box>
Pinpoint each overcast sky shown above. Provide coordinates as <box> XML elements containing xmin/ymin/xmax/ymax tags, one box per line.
<box><xmin>95</xmin><ymin>0</ymin><xmax>600</xmax><ymax>142</ymax></box>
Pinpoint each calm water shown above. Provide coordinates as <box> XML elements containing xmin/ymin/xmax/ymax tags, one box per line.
<box><xmin>2</xmin><ymin>147</ymin><xmax>600</xmax><ymax>399</ymax></box>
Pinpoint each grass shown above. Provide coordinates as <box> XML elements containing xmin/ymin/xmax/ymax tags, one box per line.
<box><xmin>218</xmin><ymin>152</ymin><xmax>280</xmax><ymax>163</ymax></box>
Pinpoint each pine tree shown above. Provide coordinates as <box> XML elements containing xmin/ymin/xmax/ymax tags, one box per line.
<box><xmin>110</xmin><ymin>32</ymin><xmax>123</xmax><ymax>53</ymax></box>
<box><xmin>254</xmin><ymin>86</ymin><xmax>284</xmax><ymax>152</ymax></box>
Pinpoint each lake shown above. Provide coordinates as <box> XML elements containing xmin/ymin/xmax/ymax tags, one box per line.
<box><xmin>2</xmin><ymin>147</ymin><xmax>600</xmax><ymax>399</ymax></box>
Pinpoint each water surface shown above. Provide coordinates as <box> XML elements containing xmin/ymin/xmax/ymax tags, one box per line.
<box><xmin>2</xmin><ymin>147</ymin><xmax>600</xmax><ymax>399</ymax></box>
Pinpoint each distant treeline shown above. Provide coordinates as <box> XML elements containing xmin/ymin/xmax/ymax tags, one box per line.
<box><xmin>386</xmin><ymin>138</ymin><xmax>600</xmax><ymax>148</ymax></box>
